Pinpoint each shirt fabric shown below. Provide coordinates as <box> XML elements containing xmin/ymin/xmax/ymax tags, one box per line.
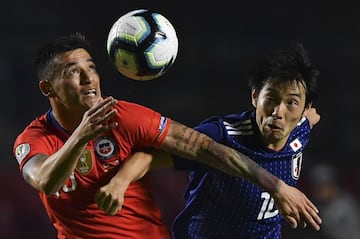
<box><xmin>172</xmin><ymin>110</ymin><xmax>310</xmax><ymax>239</ymax></box>
<box><xmin>14</xmin><ymin>100</ymin><xmax>172</xmax><ymax>239</ymax></box>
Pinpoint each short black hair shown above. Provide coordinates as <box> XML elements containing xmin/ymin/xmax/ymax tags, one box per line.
<box><xmin>248</xmin><ymin>43</ymin><xmax>320</xmax><ymax>106</ymax></box>
<box><xmin>34</xmin><ymin>32</ymin><xmax>92</xmax><ymax>81</ymax></box>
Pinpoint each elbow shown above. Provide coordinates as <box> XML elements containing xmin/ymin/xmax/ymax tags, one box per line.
<box><xmin>40</xmin><ymin>181</ymin><xmax>61</xmax><ymax>195</ymax></box>
<box><xmin>21</xmin><ymin>156</ymin><xmax>64</xmax><ymax>195</ymax></box>
<box><xmin>31</xmin><ymin>175</ymin><xmax>62</xmax><ymax>195</ymax></box>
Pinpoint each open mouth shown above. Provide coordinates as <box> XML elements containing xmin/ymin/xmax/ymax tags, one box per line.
<box><xmin>268</xmin><ymin>124</ymin><xmax>281</xmax><ymax>130</ymax></box>
<box><xmin>84</xmin><ymin>89</ymin><xmax>97</xmax><ymax>96</ymax></box>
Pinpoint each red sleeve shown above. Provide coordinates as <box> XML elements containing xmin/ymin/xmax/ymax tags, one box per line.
<box><xmin>114</xmin><ymin>100</ymin><xmax>171</xmax><ymax>149</ymax></box>
<box><xmin>13</xmin><ymin>115</ymin><xmax>56</xmax><ymax>172</ymax></box>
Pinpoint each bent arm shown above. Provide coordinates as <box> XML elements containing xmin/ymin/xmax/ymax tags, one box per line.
<box><xmin>22</xmin><ymin>97</ymin><xmax>118</xmax><ymax>195</ymax></box>
<box><xmin>22</xmin><ymin>138</ymin><xmax>87</xmax><ymax>195</ymax></box>
<box><xmin>95</xmin><ymin>151</ymin><xmax>153</xmax><ymax>215</ymax></box>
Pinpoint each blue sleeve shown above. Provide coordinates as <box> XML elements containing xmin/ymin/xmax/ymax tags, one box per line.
<box><xmin>173</xmin><ymin>121</ymin><xmax>224</xmax><ymax>170</ymax></box>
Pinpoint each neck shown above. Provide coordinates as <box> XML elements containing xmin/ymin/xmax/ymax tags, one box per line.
<box><xmin>267</xmin><ymin>143</ymin><xmax>286</xmax><ymax>152</ymax></box>
<box><xmin>51</xmin><ymin>107</ymin><xmax>83</xmax><ymax>133</ymax></box>
<box><xmin>264</xmin><ymin>138</ymin><xmax>287</xmax><ymax>152</ymax></box>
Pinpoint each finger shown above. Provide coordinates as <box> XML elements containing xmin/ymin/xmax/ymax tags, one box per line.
<box><xmin>302</xmin><ymin>221</ymin><xmax>307</xmax><ymax>228</ymax></box>
<box><xmin>302</xmin><ymin>209</ymin><xmax>322</xmax><ymax>231</ymax></box>
<box><xmin>107</xmin><ymin>201</ymin><xmax>121</xmax><ymax>216</ymax></box>
<box><xmin>91</xmin><ymin>106</ymin><xmax>118</xmax><ymax>130</ymax></box>
<box><xmin>90</xmin><ymin>109</ymin><xmax>117</xmax><ymax>124</ymax></box>
<box><xmin>94</xmin><ymin>190</ymin><xmax>106</xmax><ymax>209</ymax></box>
<box><xmin>102</xmin><ymin>109</ymin><xmax>118</xmax><ymax>122</ymax></box>
<box><xmin>101</xmin><ymin>195</ymin><xmax>113</xmax><ymax>213</ymax></box>
<box><xmin>306</xmin><ymin>198</ymin><xmax>319</xmax><ymax>214</ymax></box>
<box><xmin>284</xmin><ymin>215</ymin><xmax>298</xmax><ymax>229</ymax></box>
<box><xmin>299</xmin><ymin>205</ymin><xmax>321</xmax><ymax>231</ymax></box>
<box><xmin>88</xmin><ymin>97</ymin><xmax>117</xmax><ymax>116</ymax></box>
<box><xmin>95</xmin><ymin>113</ymin><xmax>118</xmax><ymax>132</ymax></box>
<box><xmin>309</xmin><ymin>208</ymin><xmax>322</xmax><ymax>226</ymax></box>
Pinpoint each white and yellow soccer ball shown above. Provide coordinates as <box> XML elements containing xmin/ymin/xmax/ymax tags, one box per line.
<box><xmin>106</xmin><ymin>9</ymin><xmax>178</xmax><ymax>81</ymax></box>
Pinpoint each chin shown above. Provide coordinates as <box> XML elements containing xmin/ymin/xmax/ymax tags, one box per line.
<box><xmin>84</xmin><ymin>96</ymin><xmax>100</xmax><ymax>105</ymax></box>
<box><xmin>264</xmin><ymin>130</ymin><xmax>282</xmax><ymax>141</ymax></box>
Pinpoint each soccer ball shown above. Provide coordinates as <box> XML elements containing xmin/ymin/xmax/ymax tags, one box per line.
<box><xmin>106</xmin><ymin>9</ymin><xmax>178</xmax><ymax>81</ymax></box>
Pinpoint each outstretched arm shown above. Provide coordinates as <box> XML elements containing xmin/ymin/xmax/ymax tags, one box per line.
<box><xmin>159</xmin><ymin>120</ymin><xmax>322</xmax><ymax>231</ymax></box>
<box><xmin>160</xmin><ymin>121</ymin><xmax>279</xmax><ymax>191</ymax></box>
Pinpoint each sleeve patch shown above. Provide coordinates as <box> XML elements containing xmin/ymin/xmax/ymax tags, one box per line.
<box><xmin>15</xmin><ymin>143</ymin><xmax>30</xmax><ymax>164</ymax></box>
<box><xmin>158</xmin><ymin>116</ymin><xmax>168</xmax><ymax>132</ymax></box>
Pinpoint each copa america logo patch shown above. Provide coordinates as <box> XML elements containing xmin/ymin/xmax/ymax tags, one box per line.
<box><xmin>94</xmin><ymin>137</ymin><xmax>117</xmax><ymax>160</ymax></box>
<box><xmin>15</xmin><ymin>143</ymin><xmax>30</xmax><ymax>164</ymax></box>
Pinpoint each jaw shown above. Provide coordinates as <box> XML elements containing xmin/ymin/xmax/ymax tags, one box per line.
<box><xmin>261</xmin><ymin>126</ymin><xmax>288</xmax><ymax>150</ymax></box>
<box><xmin>82</xmin><ymin>94</ymin><xmax>101</xmax><ymax>108</ymax></box>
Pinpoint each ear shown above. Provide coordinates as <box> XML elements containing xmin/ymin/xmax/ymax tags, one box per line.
<box><xmin>39</xmin><ymin>80</ymin><xmax>54</xmax><ymax>97</ymax></box>
<box><xmin>251</xmin><ymin>88</ymin><xmax>257</xmax><ymax>108</ymax></box>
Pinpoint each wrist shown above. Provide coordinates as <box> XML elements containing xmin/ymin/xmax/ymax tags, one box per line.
<box><xmin>111</xmin><ymin>172</ymin><xmax>132</xmax><ymax>191</ymax></box>
<box><xmin>273</xmin><ymin>179</ymin><xmax>283</xmax><ymax>193</ymax></box>
<box><xmin>255</xmin><ymin>166</ymin><xmax>282</xmax><ymax>193</ymax></box>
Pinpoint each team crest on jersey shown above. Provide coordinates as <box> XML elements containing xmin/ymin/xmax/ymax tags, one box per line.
<box><xmin>291</xmin><ymin>152</ymin><xmax>303</xmax><ymax>180</ymax></box>
<box><xmin>15</xmin><ymin>143</ymin><xmax>30</xmax><ymax>164</ymax></box>
<box><xmin>289</xmin><ymin>138</ymin><xmax>302</xmax><ymax>152</ymax></box>
<box><xmin>94</xmin><ymin>136</ymin><xmax>117</xmax><ymax>160</ymax></box>
<box><xmin>76</xmin><ymin>149</ymin><xmax>93</xmax><ymax>175</ymax></box>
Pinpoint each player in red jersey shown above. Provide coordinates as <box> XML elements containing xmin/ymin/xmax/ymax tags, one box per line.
<box><xmin>13</xmin><ymin>32</ymin><xmax>321</xmax><ymax>238</ymax></box>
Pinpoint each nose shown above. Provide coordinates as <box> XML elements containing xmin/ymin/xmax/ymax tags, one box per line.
<box><xmin>271</xmin><ymin>104</ymin><xmax>284</xmax><ymax>119</ymax></box>
<box><xmin>80</xmin><ymin>71</ymin><xmax>92</xmax><ymax>84</ymax></box>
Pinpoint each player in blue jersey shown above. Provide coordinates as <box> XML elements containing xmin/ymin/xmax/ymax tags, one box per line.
<box><xmin>171</xmin><ymin>43</ymin><xmax>321</xmax><ymax>239</ymax></box>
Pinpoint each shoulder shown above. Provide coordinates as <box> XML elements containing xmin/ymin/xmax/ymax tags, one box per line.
<box><xmin>199</xmin><ymin>110</ymin><xmax>253</xmax><ymax>126</ymax></box>
<box><xmin>14</xmin><ymin>114</ymin><xmax>51</xmax><ymax>168</ymax></box>
<box><xmin>16</xmin><ymin>114</ymin><xmax>49</xmax><ymax>140</ymax></box>
<box><xmin>293</xmin><ymin>116</ymin><xmax>311</xmax><ymax>135</ymax></box>
<box><xmin>114</xmin><ymin>100</ymin><xmax>159</xmax><ymax>117</ymax></box>
<box><xmin>112</xmin><ymin>100</ymin><xmax>171</xmax><ymax>147</ymax></box>
<box><xmin>195</xmin><ymin>110</ymin><xmax>254</xmax><ymax>142</ymax></box>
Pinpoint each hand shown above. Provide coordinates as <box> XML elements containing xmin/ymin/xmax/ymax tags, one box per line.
<box><xmin>94</xmin><ymin>151</ymin><xmax>153</xmax><ymax>215</ymax></box>
<box><xmin>272</xmin><ymin>180</ymin><xmax>322</xmax><ymax>231</ymax></box>
<box><xmin>74</xmin><ymin>97</ymin><xmax>118</xmax><ymax>144</ymax></box>
<box><xmin>95</xmin><ymin>179</ymin><xmax>126</xmax><ymax>216</ymax></box>
<box><xmin>303</xmin><ymin>107</ymin><xmax>320</xmax><ymax>129</ymax></box>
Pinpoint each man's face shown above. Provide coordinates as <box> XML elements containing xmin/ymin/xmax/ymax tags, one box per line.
<box><xmin>252</xmin><ymin>79</ymin><xmax>307</xmax><ymax>150</ymax></box>
<box><xmin>49</xmin><ymin>48</ymin><xmax>101</xmax><ymax>112</ymax></box>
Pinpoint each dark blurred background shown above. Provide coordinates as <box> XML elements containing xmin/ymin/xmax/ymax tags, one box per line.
<box><xmin>1</xmin><ymin>1</ymin><xmax>360</xmax><ymax>238</ymax></box>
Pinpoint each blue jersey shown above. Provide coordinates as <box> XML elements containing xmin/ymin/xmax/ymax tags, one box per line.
<box><xmin>172</xmin><ymin>110</ymin><xmax>311</xmax><ymax>239</ymax></box>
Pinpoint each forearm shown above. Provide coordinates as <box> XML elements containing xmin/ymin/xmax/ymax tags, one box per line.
<box><xmin>161</xmin><ymin>120</ymin><xmax>281</xmax><ymax>193</ymax></box>
<box><xmin>110</xmin><ymin>152</ymin><xmax>152</xmax><ymax>189</ymax></box>
<box><xmin>207</xmin><ymin>141</ymin><xmax>281</xmax><ymax>192</ymax></box>
<box><xmin>30</xmin><ymin>136</ymin><xmax>87</xmax><ymax>194</ymax></box>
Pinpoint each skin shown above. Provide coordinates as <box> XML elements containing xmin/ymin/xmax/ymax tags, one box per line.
<box><xmin>22</xmin><ymin>48</ymin><xmax>322</xmax><ymax>233</ymax></box>
<box><xmin>252</xmin><ymin>79</ymin><xmax>314</xmax><ymax>228</ymax></box>
<box><xmin>252</xmin><ymin>80</ymin><xmax>309</xmax><ymax>151</ymax></box>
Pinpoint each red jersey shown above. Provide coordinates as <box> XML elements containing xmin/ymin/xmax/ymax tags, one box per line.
<box><xmin>13</xmin><ymin>100</ymin><xmax>172</xmax><ymax>239</ymax></box>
